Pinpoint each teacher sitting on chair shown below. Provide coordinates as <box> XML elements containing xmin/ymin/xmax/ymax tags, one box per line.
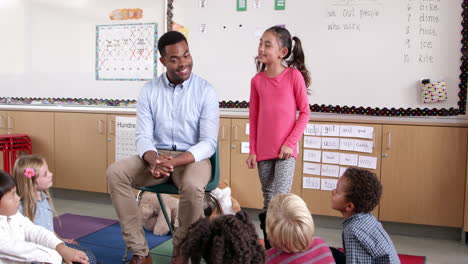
<box><xmin>107</xmin><ymin>31</ymin><xmax>219</xmax><ymax>264</ymax></box>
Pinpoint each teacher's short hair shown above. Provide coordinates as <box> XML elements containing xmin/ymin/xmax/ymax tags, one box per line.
<box><xmin>158</xmin><ymin>31</ymin><xmax>187</xmax><ymax>57</ymax></box>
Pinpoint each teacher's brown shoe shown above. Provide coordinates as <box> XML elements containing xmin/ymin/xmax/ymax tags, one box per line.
<box><xmin>171</xmin><ymin>255</ymin><xmax>188</xmax><ymax>264</ymax></box>
<box><xmin>130</xmin><ymin>254</ymin><xmax>152</xmax><ymax>264</ymax></box>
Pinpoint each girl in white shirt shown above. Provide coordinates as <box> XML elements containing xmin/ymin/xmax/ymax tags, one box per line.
<box><xmin>0</xmin><ymin>170</ymin><xmax>88</xmax><ymax>264</ymax></box>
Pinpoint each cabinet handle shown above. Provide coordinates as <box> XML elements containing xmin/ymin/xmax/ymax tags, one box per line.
<box><xmin>221</xmin><ymin>125</ymin><xmax>225</xmax><ymax>140</ymax></box>
<box><xmin>109</xmin><ymin>120</ymin><xmax>115</xmax><ymax>135</ymax></box>
<box><xmin>233</xmin><ymin>125</ymin><xmax>238</xmax><ymax>140</ymax></box>
<box><xmin>386</xmin><ymin>132</ymin><xmax>391</xmax><ymax>150</ymax></box>
<box><xmin>0</xmin><ymin>115</ymin><xmax>4</xmax><ymax>129</ymax></box>
<box><xmin>98</xmin><ymin>120</ymin><xmax>104</xmax><ymax>134</ymax></box>
<box><xmin>7</xmin><ymin>116</ymin><xmax>12</xmax><ymax>130</ymax></box>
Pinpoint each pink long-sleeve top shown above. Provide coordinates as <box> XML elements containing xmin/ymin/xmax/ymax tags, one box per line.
<box><xmin>249</xmin><ymin>67</ymin><xmax>310</xmax><ymax>162</ymax></box>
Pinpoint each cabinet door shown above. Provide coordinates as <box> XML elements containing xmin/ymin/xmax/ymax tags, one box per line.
<box><xmin>54</xmin><ymin>113</ymin><xmax>108</xmax><ymax>193</ymax></box>
<box><xmin>219</xmin><ymin>118</ymin><xmax>231</xmax><ymax>185</ymax></box>
<box><xmin>0</xmin><ymin>111</ymin><xmax>10</xmax><ymax>170</ymax></box>
<box><xmin>291</xmin><ymin>137</ymin><xmax>304</xmax><ymax>197</ymax></box>
<box><xmin>230</xmin><ymin>118</ymin><xmax>263</xmax><ymax>209</ymax></box>
<box><xmin>301</xmin><ymin>122</ymin><xmax>382</xmax><ymax>217</ymax></box>
<box><xmin>230</xmin><ymin>118</ymin><xmax>307</xmax><ymax>209</ymax></box>
<box><xmin>7</xmin><ymin>111</ymin><xmax>55</xmax><ymax>175</ymax></box>
<box><xmin>380</xmin><ymin>125</ymin><xmax>467</xmax><ymax>227</ymax></box>
<box><xmin>0</xmin><ymin>111</ymin><xmax>8</xmax><ymax>134</ymax></box>
<box><xmin>465</xmin><ymin>147</ymin><xmax>468</xmax><ymax>231</ymax></box>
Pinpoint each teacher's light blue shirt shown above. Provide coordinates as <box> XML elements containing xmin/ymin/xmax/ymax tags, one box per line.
<box><xmin>136</xmin><ymin>73</ymin><xmax>219</xmax><ymax>162</ymax></box>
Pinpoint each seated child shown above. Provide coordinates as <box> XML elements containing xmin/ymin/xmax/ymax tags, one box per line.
<box><xmin>266</xmin><ymin>193</ymin><xmax>335</xmax><ymax>264</ymax></box>
<box><xmin>0</xmin><ymin>170</ymin><xmax>89</xmax><ymax>264</ymax></box>
<box><xmin>13</xmin><ymin>154</ymin><xmax>97</xmax><ymax>264</ymax></box>
<box><xmin>180</xmin><ymin>210</ymin><xmax>265</xmax><ymax>264</ymax></box>
<box><xmin>330</xmin><ymin>168</ymin><xmax>399</xmax><ymax>264</ymax></box>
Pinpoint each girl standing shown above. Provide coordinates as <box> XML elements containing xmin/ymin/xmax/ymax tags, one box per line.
<box><xmin>246</xmin><ymin>26</ymin><xmax>311</xmax><ymax>248</ymax></box>
<box><xmin>13</xmin><ymin>154</ymin><xmax>97</xmax><ymax>264</ymax></box>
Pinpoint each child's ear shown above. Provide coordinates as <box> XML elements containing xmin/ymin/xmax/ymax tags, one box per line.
<box><xmin>280</xmin><ymin>47</ymin><xmax>288</xmax><ymax>59</ymax></box>
<box><xmin>345</xmin><ymin>201</ymin><xmax>355</xmax><ymax>213</ymax></box>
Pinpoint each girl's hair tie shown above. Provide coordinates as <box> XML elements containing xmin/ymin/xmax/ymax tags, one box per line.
<box><xmin>24</xmin><ymin>168</ymin><xmax>35</xmax><ymax>179</ymax></box>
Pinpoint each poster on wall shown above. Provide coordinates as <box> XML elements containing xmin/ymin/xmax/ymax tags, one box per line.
<box><xmin>115</xmin><ymin>116</ymin><xmax>137</xmax><ymax>161</ymax></box>
<box><xmin>96</xmin><ymin>23</ymin><xmax>157</xmax><ymax>81</ymax></box>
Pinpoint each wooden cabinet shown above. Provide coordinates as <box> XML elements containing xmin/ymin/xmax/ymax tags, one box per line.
<box><xmin>465</xmin><ymin>147</ymin><xmax>468</xmax><ymax>231</ymax></box>
<box><xmin>0</xmin><ymin>111</ymin><xmax>55</xmax><ymax>174</ymax></box>
<box><xmin>229</xmin><ymin>118</ymin><xmax>303</xmax><ymax>209</ymax></box>
<box><xmin>219</xmin><ymin>118</ymin><xmax>231</xmax><ymax>185</ymax></box>
<box><xmin>0</xmin><ymin>111</ymin><xmax>9</xmax><ymax>134</ymax></box>
<box><xmin>7</xmin><ymin>111</ymin><xmax>55</xmax><ymax>174</ymax></box>
<box><xmin>54</xmin><ymin>113</ymin><xmax>108</xmax><ymax>193</ymax></box>
<box><xmin>0</xmin><ymin>111</ymin><xmax>11</xmax><ymax>170</ymax></box>
<box><xmin>301</xmin><ymin>122</ymin><xmax>382</xmax><ymax>217</ymax></box>
<box><xmin>2</xmin><ymin>109</ymin><xmax>467</xmax><ymax>228</ymax></box>
<box><xmin>230</xmin><ymin>119</ymin><xmax>263</xmax><ymax>209</ymax></box>
<box><xmin>379</xmin><ymin>125</ymin><xmax>467</xmax><ymax>227</ymax></box>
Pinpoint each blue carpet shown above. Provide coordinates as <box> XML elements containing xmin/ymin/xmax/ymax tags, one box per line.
<box><xmin>77</xmin><ymin>223</ymin><xmax>171</xmax><ymax>264</ymax></box>
<box><xmin>78</xmin><ymin>242</ymin><xmax>132</xmax><ymax>264</ymax></box>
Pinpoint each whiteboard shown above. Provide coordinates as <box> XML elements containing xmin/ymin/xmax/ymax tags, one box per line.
<box><xmin>172</xmin><ymin>0</ymin><xmax>464</xmax><ymax>111</ymax></box>
<box><xmin>0</xmin><ymin>0</ymin><xmax>165</xmax><ymax>100</ymax></box>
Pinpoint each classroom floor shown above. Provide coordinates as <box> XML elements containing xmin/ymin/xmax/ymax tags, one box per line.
<box><xmin>51</xmin><ymin>188</ymin><xmax>468</xmax><ymax>264</ymax></box>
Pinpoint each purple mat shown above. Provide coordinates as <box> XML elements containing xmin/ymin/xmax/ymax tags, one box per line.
<box><xmin>54</xmin><ymin>213</ymin><xmax>119</xmax><ymax>240</ymax></box>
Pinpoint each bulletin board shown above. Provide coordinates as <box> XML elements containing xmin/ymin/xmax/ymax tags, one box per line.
<box><xmin>170</xmin><ymin>0</ymin><xmax>467</xmax><ymax>116</ymax></box>
<box><xmin>95</xmin><ymin>23</ymin><xmax>158</xmax><ymax>81</ymax></box>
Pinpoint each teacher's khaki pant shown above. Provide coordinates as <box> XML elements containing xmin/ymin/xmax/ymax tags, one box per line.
<box><xmin>107</xmin><ymin>150</ymin><xmax>211</xmax><ymax>257</ymax></box>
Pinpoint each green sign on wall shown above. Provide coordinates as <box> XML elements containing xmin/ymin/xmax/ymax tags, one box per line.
<box><xmin>237</xmin><ymin>0</ymin><xmax>247</xmax><ymax>11</ymax></box>
<box><xmin>275</xmin><ymin>0</ymin><xmax>285</xmax><ymax>10</ymax></box>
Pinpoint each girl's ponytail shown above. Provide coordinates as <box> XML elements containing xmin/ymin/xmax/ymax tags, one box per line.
<box><xmin>288</xmin><ymin>36</ymin><xmax>311</xmax><ymax>92</ymax></box>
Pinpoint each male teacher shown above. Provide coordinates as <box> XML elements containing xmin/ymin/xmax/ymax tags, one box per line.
<box><xmin>107</xmin><ymin>31</ymin><xmax>219</xmax><ymax>264</ymax></box>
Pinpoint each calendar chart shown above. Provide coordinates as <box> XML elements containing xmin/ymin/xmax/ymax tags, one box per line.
<box><xmin>96</xmin><ymin>23</ymin><xmax>158</xmax><ymax>80</ymax></box>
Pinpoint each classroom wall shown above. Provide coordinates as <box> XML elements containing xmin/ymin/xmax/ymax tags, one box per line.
<box><xmin>0</xmin><ymin>0</ymin><xmax>465</xmax><ymax>114</ymax></box>
<box><xmin>0</xmin><ymin>0</ymin><xmax>164</xmax><ymax>99</ymax></box>
<box><xmin>172</xmin><ymin>0</ymin><xmax>463</xmax><ymax>109</ymax></box>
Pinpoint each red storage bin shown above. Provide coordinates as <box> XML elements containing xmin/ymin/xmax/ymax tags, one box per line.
<box><xmin>0</xmin><ymin>134</ymin><xmax>32</xmax><ymax>173</ymax></box>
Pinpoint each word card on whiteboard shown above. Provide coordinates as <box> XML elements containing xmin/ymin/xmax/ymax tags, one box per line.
<box><xmin>304</xmin><ymin>149</ymin><xmax>322</xmax><ymax>162</ymax></box>
<box><xmin>303</xmin><ymin>162</ymin><xmax>321</xmax><ymax>176</ymax></box>
<box><xmin>303</xmin><ymin>177</ymin><xmax>321</xmax><ymax>190</ymax></box>
<box><xmin>321</xmin><ymin>178</ymin><xmax>338</xmax><ymax>191</ymax></box>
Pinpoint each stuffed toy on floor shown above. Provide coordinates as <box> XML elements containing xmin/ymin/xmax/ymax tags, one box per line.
<box><xmin>208</xmin><ymin>181</ymin><xmax>241</xmax><ymax>219</ymax></box>
<box><xmin>138</xmin><ymin>192</ymin><xmax>179</xmax><ymax>236</ymax></box>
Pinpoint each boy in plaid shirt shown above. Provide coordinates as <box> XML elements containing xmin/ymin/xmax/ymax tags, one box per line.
<box><xmin>330</xmin><ymin>168</ymin><xmax>399</xmax><ymax>264</ymax></box>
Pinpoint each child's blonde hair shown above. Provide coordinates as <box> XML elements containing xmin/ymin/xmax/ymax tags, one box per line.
<box><xmin>266</xmin><ymin>193</ymin><xmax>314</xmax><ymax>253</ymax></box>
<box><xmin>12</xmin><ymin>154</ymin><xmax>56</xmax><ymax>221</ymax></box>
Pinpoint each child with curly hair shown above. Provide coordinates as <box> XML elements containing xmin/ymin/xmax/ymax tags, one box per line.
<box><xmin>180</xmin><ymin>210</ymin><xmax>265</xmax><ymax>264</ymax></box>
<box><xmin>266</xmin><ymin>193</ymin><xmax>335</xmax><ymax>264</ymax></box>
<box><xmin>330</xmin><ymin>168</ymin><xmax>399</xmax><ymax>264</ymax></box>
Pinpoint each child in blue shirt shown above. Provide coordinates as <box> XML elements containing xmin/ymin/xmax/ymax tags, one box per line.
<box><xmin>13</xmin><ymin>154</ymin><xmax>97</xmax><ymax>264</ymax></box>
<box><xmin>330</xmin><ymin>168</ymin><xmax>399</xmax><ymax>264</ymax></box>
